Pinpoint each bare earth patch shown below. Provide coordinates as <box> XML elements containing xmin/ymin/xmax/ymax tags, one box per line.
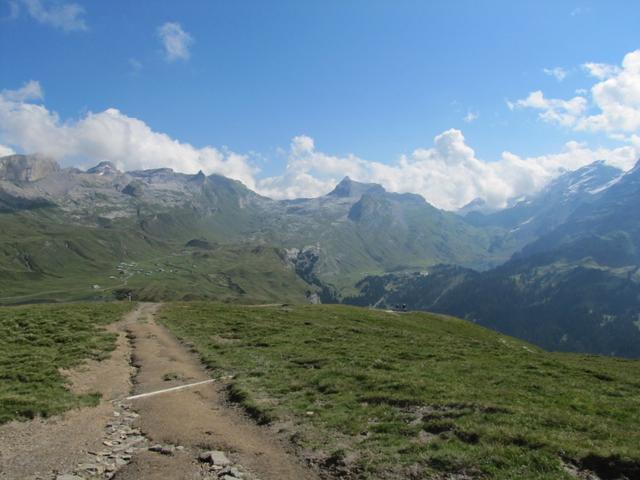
<box><xmin>0</xmin><ymin>305</ymin><xmax>138</xmax><ymax>479</ymax></box>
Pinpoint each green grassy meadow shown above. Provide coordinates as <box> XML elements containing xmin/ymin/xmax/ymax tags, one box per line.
<box><xmin>160</xmin><ymin>303</ymin><xmax>640</xmax><ymax>480</ymax></box>
<box><xmin>0</xmin><ymin>210</ymin><xmax>319</xmax><ymax>305</ymax></box>
<box><xmin>0</xmin><ymin>302</ymin><xmax>132</xmax><ymax>423</ymax></box>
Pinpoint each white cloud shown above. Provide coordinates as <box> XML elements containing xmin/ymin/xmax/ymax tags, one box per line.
<box><xmin>21</xmin><ymin>0</ymin><xmax>87</xmax><ymax>32</ymax></box>
<box><xmin>0</xmin><ymin>144</ymin><xmax>15</xmax><ymax>156</ymax></box>
<box><xmin>157</xmin><ymin>22</ymin><xmax>193</xmax><ymax>62</ymax></box>
<box><xmin>1</xmin><ymin>80</ymin><xmax>43</xmax><ymax>102</ymax></box>
<box><xmin>543</xmin><ymin>67</ymin><xmax>568</xmax><ymax>81</ymax></box>
<box><xmin>510</xmin><ymin>90</ymin><xmax>587</xmax><ymax>127</ymax></box>
<box><xmin>463</xmin><ymin>110</ymin><xmax>478</xmax><ymax>123</ymax></box>
<box><xmin>255</xmin><ymin>130</ymin><xmax>639</xmax><ymax>211</ymax></box>
<box><xmin>0</xmin><ymin>82</ymin><xmax>258</xmax><ymax>188</ymax></box>
<box><xmin>582</xmin><ymin>62</ymin><xmax>621</xmax><ymax>80</ymax></box>
<box><xmin>576</xmin><ymin>50</ymin><xmax>640</xmax><ymax>133</ymax></box>
<box><xmin>514</xmin><ymin>49</ymin><xmax>640</xmax><ymax>136</ymax></box>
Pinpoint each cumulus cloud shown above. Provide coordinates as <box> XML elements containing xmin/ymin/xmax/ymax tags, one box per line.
<box><xmin>255</xmin><ymin>130</ymin><xmax>639</xmax><ymax>210</ymax></box>
<box><xmin>21</xmin><ymin>0</ymin><xmax>87</xmax><ymax>32</ymax></box>
<box><xmin>157</xmin><ymin>22</ymin><xmax>193</xmax><ymax>62</ymax></box>
<box><xmin>0</xmin><ymin>80</ymin><xmax>43</xmax><ymax>102</ymax></box>
<box><xmin>543</xmin><ymin>67</ymin><xmax>568</xmax><ymax>81</ymax></box>
<box><xmin>509</xmin><ymin>90</ymin><xmax>587</xmax><ymax>127</ymax></box>
<box><xmin>514</xmin><ymin>49</ymin><xmax>640</xmax><ymax>137</ymax></box>
<box><xmin>0</xmin><ymin>82</ymin><xmax>258</xmax><ymax>188</ymax></box>
<box><xmin>582</xmin><ymin>62</ymin><xmax>621</xmax><ymax>80</ymax></box>
<box><xmin>576</xmin><ymin>50</ymin><xmax>640</xmax><ymax>133</ymax></box>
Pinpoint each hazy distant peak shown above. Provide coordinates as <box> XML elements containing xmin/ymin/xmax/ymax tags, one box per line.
<box><xmin>457</xmin><ymin>197</ymin><xmax>498</xmax><ymax>216</ymax></box>
<box><xmin>540</xmin><ymin>159</ymin><xmax>622</xmax><ymax>199</ymax></box>
<box><xmin>86</xmin><ymin>161</ymin><xmax>120</xmax><ymax>175</ymax></box>
<box><xmin>190</xmin><ymin>170</ymin><xmax>206</xmax><ymax>183</ymax></box>
<box><xmin>327</xmin><ymin>176</ymin><xmax>385</xmax><ymax>198</ymax></box>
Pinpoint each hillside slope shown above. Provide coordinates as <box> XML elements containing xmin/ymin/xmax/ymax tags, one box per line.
<box><xmin>346</xmin><ymin>162</ymin><xmax>640</xmax><ymax>357</ymax></box>
<box><xmin>160</xmin><ymin>303</ymin><xmax>640</xmax><ymax>480</ymax></box>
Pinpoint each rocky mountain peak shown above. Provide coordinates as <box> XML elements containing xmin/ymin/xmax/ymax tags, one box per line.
<box><xmin>86</xmin><ymin>161</ymin><xmax>120</xmax><ymax>175</ymax></box>
<box><xmin>541</xmin><ymin>160</ymin><xmax>622</xmax><ymax>199</ymax></box>
<box><xmin>327</xmin><ymin>176</ymin><xmax>385</xmax><ymax>198</ymax></box>
<box><xmin>0</xmin><ymin>154</ymin><xmax>60</xmax><ymax>182</ymax></box>
<box><xmin>191</xmin><ymin>170</ymin><xmax>206</xmax><ymax>183</ymax></box>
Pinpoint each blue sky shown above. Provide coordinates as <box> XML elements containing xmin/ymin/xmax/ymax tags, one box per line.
<box><xmin>1</xmin><ymin>1</ymin><xmax>640</xmax><ymax>209</ymax></box>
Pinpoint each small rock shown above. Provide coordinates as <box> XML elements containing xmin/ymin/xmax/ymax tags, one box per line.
<box><xmin>161</xmin><ymin>446</ymin><xmax>175</xmax><ymax>455</ymax></box>
<box><xmin>149</xmin><ymin>444</ymin><xmax>174</xmax><ymax>455</ymax></box>
<box><xmin>199</xmin><ymin>450</ymin><xmax>231</xmax><ymax>466</ymax></box>
<box><xmin>56</xmin><ymin>475</ymin><xmax>84</xmax><ymax>480</ymax></box>
<box><xmin>77</xmin><ymin>463</ymin><xmax>105</xmax><ymax>474</ymax></box>
<box><xmin>305</xmin><ymin>411</ymin><xmax>315</xmax><ymax>416</ymax></box>
<box><xmin>227</xmin><ymin>466</ymin><xmax>244</xmax><ymax>478</ymax></box>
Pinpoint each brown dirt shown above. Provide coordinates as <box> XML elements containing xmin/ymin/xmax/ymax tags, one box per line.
<box><xmin>0</xmin><ymin>302</ymin><xmax>320</xmax><ymax>480</ymax></box>
<box><xmin>116</xmin><ymin>303</ymin><xmax>319</xmax><ymax>480</ymax></box>
<box><xmin>0</xmin><ymin>305</ymin><xmax>138</xmax><ymax>479</ymax></box>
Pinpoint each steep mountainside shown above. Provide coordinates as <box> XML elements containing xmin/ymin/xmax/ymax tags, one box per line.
<box><xmin>345</xmin><ymin>161</ymin><xmax>640</xmax><ymax>357</ymax></box>
<box><xmin>261</xmin><ymin>177</ymin><xmax>508</xmax><ymax>286</ymax></box>
<box><xmin>463</xmin><ymin>161</ymin><xmax>623</xmax><ymax>252</ymax></box>
<box><xmin>518</xmin><ymin>161</ymin><xmax>640</xmax><ymax>264</ymax></box>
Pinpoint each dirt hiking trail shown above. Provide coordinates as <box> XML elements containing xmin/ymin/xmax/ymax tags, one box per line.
<box><xmin>0</xmin><ymin>303</ymin><xmax>319</xmax><ymax>480</ymax></box>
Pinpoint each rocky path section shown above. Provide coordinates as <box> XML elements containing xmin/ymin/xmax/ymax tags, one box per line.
<box><xmin>116</xmin><ymin>303</ymin><xmax>318</xmax><ymax>480</ymax></box>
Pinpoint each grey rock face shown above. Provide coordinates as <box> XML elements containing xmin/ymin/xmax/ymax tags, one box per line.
<box><xmin>0</xmin><ymin>154</ymin><xmax>60</xmax><ymax>182</ymax></box>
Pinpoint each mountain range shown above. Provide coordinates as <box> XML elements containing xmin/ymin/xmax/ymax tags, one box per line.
<box><xmin>1</xmin><ymin>153</ymin><xmax>639</xmax><ymax>357</ymax></box>
<box><xmin>346</xmin><ymin>160</ymin><xmax>640</xmax><ymax>357</ymax></box>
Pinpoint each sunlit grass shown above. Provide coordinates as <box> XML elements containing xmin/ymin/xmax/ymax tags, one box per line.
<box><xmin>161</xmin><ymin>302</ymin><xmax>640</xmax><ymax>479</ymax></box>
<box><xmin>0</xmin><ymin>302</ymin><xmax>132</xmax><ymax>423</ymax></box>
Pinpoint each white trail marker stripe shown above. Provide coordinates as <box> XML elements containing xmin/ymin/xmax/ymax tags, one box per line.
<box><xmin>126</xmin><ymin>379</ymin><xmax>215</xmax><ymax>400</ymax></box>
